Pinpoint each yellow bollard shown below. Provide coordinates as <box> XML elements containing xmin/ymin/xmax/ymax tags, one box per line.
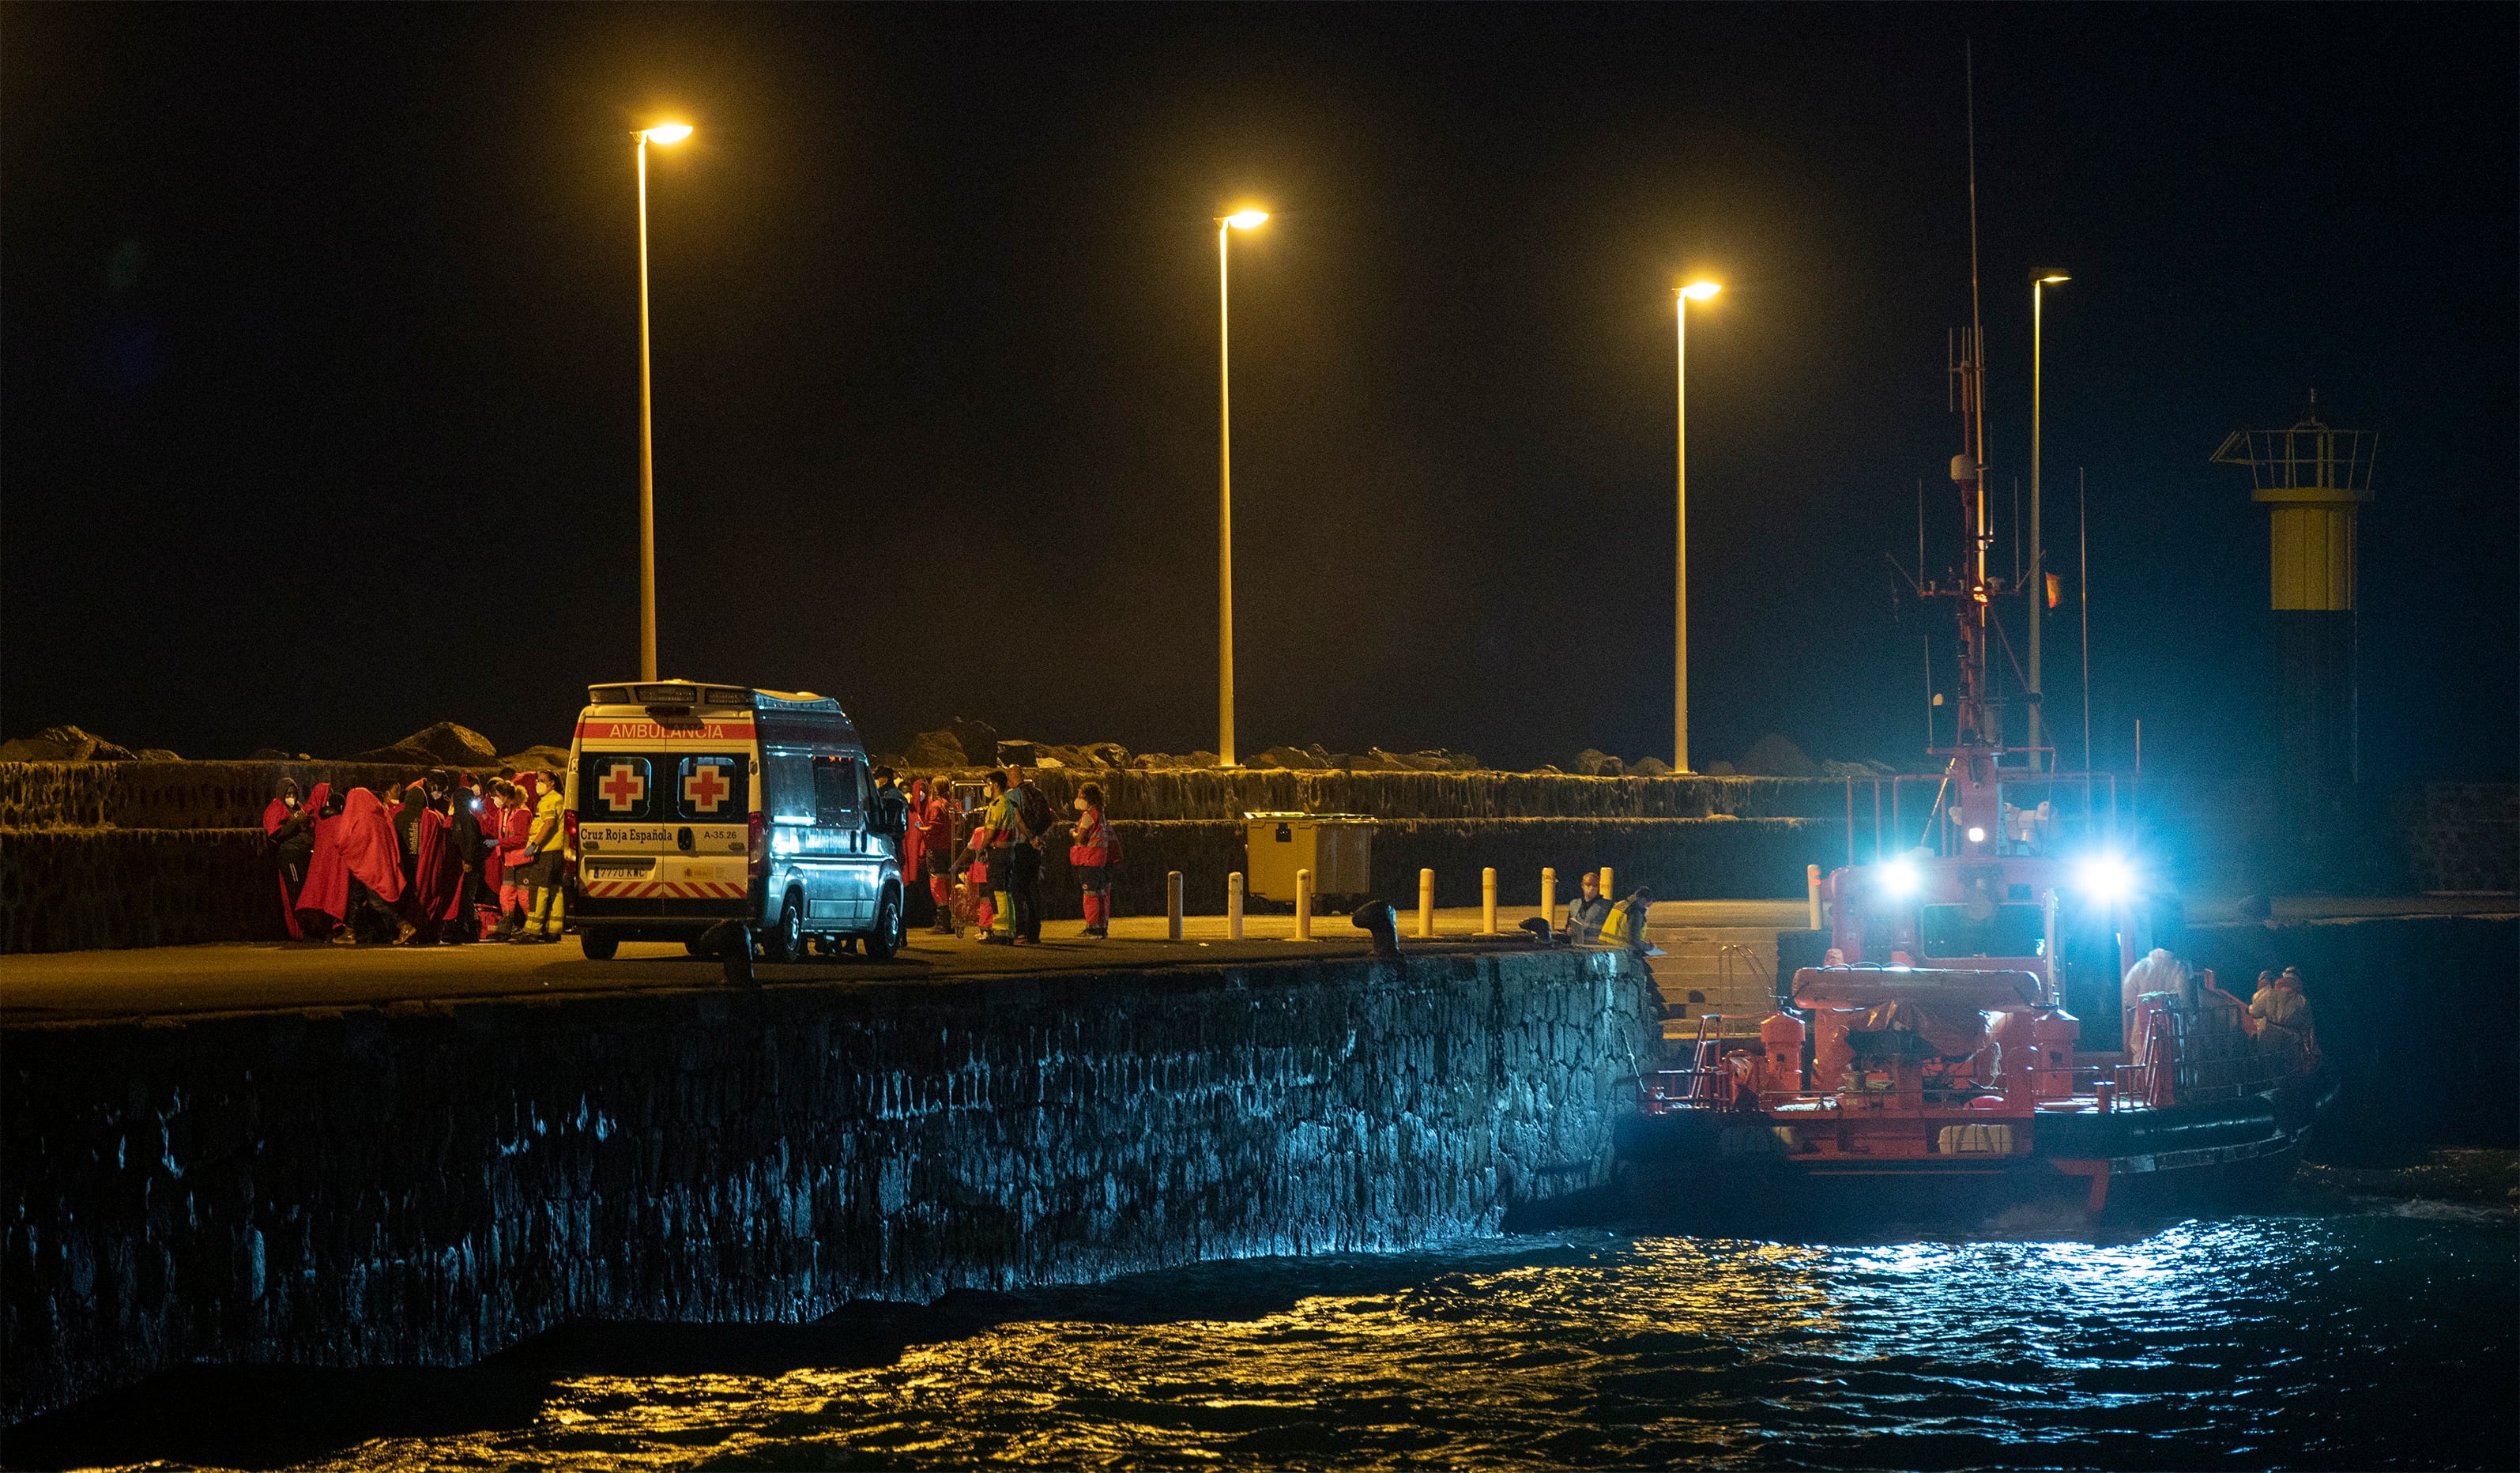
<box><xmin>1418</xmin><ymin>868</ymin><xmax>1436</xmax><ymax>939</ymax></box>
<box><xmin>1599</xmin><ymin>865</ymin><xmax>1615</xmax><ymax>902</ymax></box>
<box><xmin>1227</xmin><ymin>872</ymin><xmax>1245</xmax><ymax>940</ymax></box>
<box><xmin>1294</xmin><ymin>868</ymin><xmax>1313</xmax><ymax>940</ymax></box>
<box><xmin>1167</xmin><ymin>870</ymin><xmax>1184</xmax><ymax>940</ymax></box>
<box><xmin>1807</xmin><ymin>863</ymin><xmax>1823</xmax><ymax>930</ymax></box>
<box><xmin>1540</xmin><ymin>866</ymin><xmax>1557</xmax><ymax>931</ymax></box>
<box><xmin>1480</xmin><ymin>867</ymin><xmax>1499</xmax><ymax>936</ymax></box>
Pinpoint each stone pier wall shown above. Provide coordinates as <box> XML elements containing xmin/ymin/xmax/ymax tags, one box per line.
<box><xmin>1</xmin><ymin>947</ymin><xmax>1659</xmax><ymax>1424</ymax></box>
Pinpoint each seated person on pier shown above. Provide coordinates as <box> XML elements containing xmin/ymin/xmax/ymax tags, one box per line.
<box><xmin>1561</xmin><ymin>869</ymin><xmax>1611</xmax><ymax>943</ymax></box>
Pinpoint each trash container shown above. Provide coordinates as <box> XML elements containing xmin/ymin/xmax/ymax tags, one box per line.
<box><xmin>1243</xmin><ymin>812</ymin><xmax>1377</xmax><ymax>904</ymax></box>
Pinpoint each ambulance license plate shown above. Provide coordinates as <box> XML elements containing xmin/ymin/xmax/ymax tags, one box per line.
<box><xmin>585</xmin><ymin>861</ymin><xmax>651</xmax><ymax>880</ymax></box>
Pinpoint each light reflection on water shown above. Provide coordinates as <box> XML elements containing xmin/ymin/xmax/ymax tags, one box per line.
<box><xmin>219</xmin><ymin>1207</ymin><xmax>2520</xmax><ymax>1471</ymax></box>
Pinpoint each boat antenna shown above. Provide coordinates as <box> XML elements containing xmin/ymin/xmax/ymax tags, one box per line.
<box><xmin>1966</xmin><ymin>41</ymin><xmax>1991</xmax><ymax>597</ymax></box>
<box><xmin>2078</xmin><ymin>465</ymin><xmax>2092</xmax><ymax>772</ymax></box>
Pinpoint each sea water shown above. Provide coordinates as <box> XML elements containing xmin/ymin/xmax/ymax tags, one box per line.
<box><xmin>44</xmin><ymin>1201</ymin><xmax>2520</xmax><ymax>1471</ymax></box>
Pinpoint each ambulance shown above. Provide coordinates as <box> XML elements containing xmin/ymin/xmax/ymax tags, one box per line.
<box><xmin>566</xmin><ymin>680</ymin><xmax>905</xmax><ymax>978</ymax></box>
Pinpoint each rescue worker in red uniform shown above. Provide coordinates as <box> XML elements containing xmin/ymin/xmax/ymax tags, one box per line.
<box><xmin>1068</xmin><ymin>782</ymin><xmax>1117</xmax><ymax>938</ymax></box>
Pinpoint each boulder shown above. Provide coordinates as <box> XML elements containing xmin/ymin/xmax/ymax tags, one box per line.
<box><xmin>902</xmin><ymin>729</ymin><xmax>966</xmax><ymax>768</ymax></box>
<box><xmin>351</xmin><ymin>743</ymin><xmax>439</xmax><ymax>767</ymax></box>
<box><xmin>1254</xmin><ymin>744</ymin><xmax>1323</xmax><ymax>770</ymax></box>
<box><xmin>1528</xmin><ymin>763</ymin><xmax>1564</xmax><ymax>774</ymax></box>
<box><xmin>1629</xmin><ymin>756</ymin><xmax>1673</xmax><ymax>777</ymax></box>
<box><xmin>1373</xmin><ymin>748</ymin><xmax>1450</xmax><ymax>773</ymax></box>
<box><xmin>499</xmin><ymin>745</ymin><xmax>571</xmax><ymax>776</ymax></box>
<box><xmin>32</xmin><ymin>725</ymin><xmax>137</xmax><ymax>762</ymax></box>
<box><xmin>0</xmin><ymin>736</ymin><xmax>77</xmax><ymax>762</ymax></box>
<box><xmin>394</xmin><ymin>722</ymin><xmax>499</xmax><ymax>767</ymax></box>
<box><xmin>1305</xmin><ymin>744</ymin><xmax>1336</xmax><ymax>768</ymax></box>
<box><xmin>1739</xmin><ymin>733</ymin><xmax>1817</xmax><ymax>778</ymax></box>
<box><xmin>135</xmin><ymin>749</ymin><xmax>183</xmax><ymax>763</ymax></box>
<box><xmin>1087</xmin><ymin>742</ymin><xmax>1133</xmax><ymax>769</ymax></box>
<box><xmin>1573</xmin><ymin>748</ymin><xmax>1623</xmax><ymax>778</ymax></box>
<box><xmin>247</xmin><ymin>748</ymin><xmax>313</xmax><ymax>762</ymax></box>
<box><xmin>944</xmin><ymin>718</ymin><xmax>999</xmax><ymax>770</ymax></box>
<box><xmin>1704</xmin><ymin>759</ymin><xmax>1737</xmax><ymax>776</ymax></box>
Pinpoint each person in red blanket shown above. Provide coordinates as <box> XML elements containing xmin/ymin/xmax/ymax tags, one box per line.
<box><xmin>329</xmin><ymin>786</ymin><xmax>414</xmax><ymax>946</ymax></box>
<box><xmin>409</xmin><ymin>776</ymin><xmax>470</xmax><ymax>944</ymax></box>
<box><xmin>906</xmin><ymin>778</ymin><xmax>954</xmax><ymax>933</ymax></box>
<box><xmin>292</xmin><ymin>782</ymin><xmax>343</xmax><ymax>939</ymax></box>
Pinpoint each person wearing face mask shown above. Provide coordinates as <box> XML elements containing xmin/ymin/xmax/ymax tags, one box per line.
<box><xmin>1068</xmin><ymin>782</ymin><xmax>1117</xmax><ymax>939</ymax></box>
<box><xmin>263</xmin><ymin>777</ymin><xmax>317</xmax><ymax>936</ymax></box>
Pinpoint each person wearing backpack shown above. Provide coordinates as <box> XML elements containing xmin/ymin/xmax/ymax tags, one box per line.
<box><xmin>1000</xmin><ymin>765</ymin><xmax>1054</xmax><ymax>945</ymax></box>
<box><xmin>1068</xmin><ymin>782</ymin><xmax>1119</xmax><ymax>938</ymax></box>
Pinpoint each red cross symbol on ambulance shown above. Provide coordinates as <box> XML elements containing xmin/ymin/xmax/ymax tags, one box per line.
<box><xmin>598</xmin><ymin>762</ymin><xmax>646</xmax><ymax>812</ymax></box>
<box><xmin>684</xmin><ymin>763</ymin><xmax>732</xmax><ymax>813</ymax></box>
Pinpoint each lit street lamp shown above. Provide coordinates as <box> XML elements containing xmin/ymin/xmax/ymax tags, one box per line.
<box><xmin>2029</xmin><ymin>272</ymin><xmax>2066</xmax><ymax>770</ymax></box>
<box><xmin>634</xmin><ymin>122</ymin><xmax>693</xmax><ymax>682</ymax></box>
<box><xmin>1215</xmin><ymin>207</ymin><xmax>1268</xmax><ymax>767</ymax></box>
<box><xmin>1674</xmin><ymin>280</ymin><xmax>1720</xmax><ymax>774</ymax></box>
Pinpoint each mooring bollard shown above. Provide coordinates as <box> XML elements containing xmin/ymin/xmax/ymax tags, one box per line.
<box><xmin>1480</xmin><ymin>867</ymin><xmax>1499</xmax><ymax>935</ymax></box>
<box><xmin>1806</xmin><ymin>863</ymin><xmax>1823</xmax><ymax>930</ymax></box>
<box><xmin>1599</xmin><ymin>865</ymin><xmax>1615</xmax><ymax>901</ymax></box>
<box><xmin>1418</xmin><ymin>868</ymin><xmax>1436</xmax><ymax>939</ymax></box>
<box><xmin>1540</xmin><ymin>866</ymin><xmax>1557</xmax><ymax>930</ymax></box>
<box><xmin>1167</xmin><ymin>870</ymin><xmax>1185</xmax><ymax>940</ymax></box>
<box><xmin>1294</xmin><ymin>867</ymin><xmax>1313</xmax><ymax>940</ymax></box>
<box><xmin>1227</xmin><ymin>872</ymin><xmax>1245</xmax><ymax>940</ymax></box>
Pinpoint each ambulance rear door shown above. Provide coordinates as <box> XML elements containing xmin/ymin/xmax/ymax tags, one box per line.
<box><xmin>657</xmin><ymin>706</ymin><xmax>754</xmax><ymax>904</ymax></box>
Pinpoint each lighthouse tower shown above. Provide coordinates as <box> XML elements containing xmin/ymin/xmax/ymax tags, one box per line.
<box><xmin>2211</xmin><ymin>394</ymin><xmax>2377</xmax><ymax>864</ymax></box>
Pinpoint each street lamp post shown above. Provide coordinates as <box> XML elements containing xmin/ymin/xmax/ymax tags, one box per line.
<box><xmin>1215</xmin><ymin>208</ymin><xmax>1268</xmax><ymax>768</ymax></box>
<box><xmin>634</xmin><ymin>122</ymin><xmax>692</xmax><ymax>683</ymax></box>
<box><xmin>1674</xmin><ymin>281</ymin><xmax>1720</xmax><ymax>774</ymax></box>
<box><xmin>2029</xmin><ymin>273</ymin><xmax>2066</xmax><ymax>770</ymax></box>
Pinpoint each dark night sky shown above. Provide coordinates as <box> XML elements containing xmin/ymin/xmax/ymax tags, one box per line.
<box><xmin>5</xmin><ymin>4</ymin><xmax>2512</xmax><ymax>780</ymax></box>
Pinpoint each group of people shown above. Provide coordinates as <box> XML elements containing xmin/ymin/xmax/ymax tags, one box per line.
<box><xmin>262</xmin><ymin>770</ymin><xmax>569</xmax><ymax>946</ymax></box>
<box><xmin>889</xmin><ymin>767</ymin><xmax>1117</xmax><ymax>946</ymax></box>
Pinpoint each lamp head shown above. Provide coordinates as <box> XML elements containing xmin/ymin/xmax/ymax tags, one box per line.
<box><xmin>2038</xmin><ymin>273</ymin><xmax>2070</xmax><ymax>284</ymax></box>
<box><xmin>641</xmin><ymin>124</ymin><xmax>694</xmax><ymax>145</ymax></box>
<box><xmin>1679</xmin><ymin>281</ymin><xmax>1722</xmax><ymax>301</ymax></box>
<box><xmin>1223</xmin><ymin>209</ymin><xmax>1269</xmax><ymax>229</ymax></box>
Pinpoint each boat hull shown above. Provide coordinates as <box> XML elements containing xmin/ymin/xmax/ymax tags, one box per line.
<box><xmin>1613</xmin><ymin>1074</ymin><xmax>2334</xmax><ymax>1223</ymax></box>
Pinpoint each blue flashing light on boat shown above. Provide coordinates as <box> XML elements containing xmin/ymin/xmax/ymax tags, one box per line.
<box><xmin>2074</xmin><ymin>853</ymin><xmax>2135</xmax><ymax>902</ymax></box>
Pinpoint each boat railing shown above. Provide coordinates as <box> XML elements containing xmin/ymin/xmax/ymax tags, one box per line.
<box><xmin>2026</xmin><ymin>1002</ymin><xmax>2297</xmax><ymax>1108</ymax></box>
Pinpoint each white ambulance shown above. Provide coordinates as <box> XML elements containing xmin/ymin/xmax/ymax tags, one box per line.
<box><xmin>566</xmin><ymin>680</ymin><xmax>905</xmax><ymax>979</ymax></box>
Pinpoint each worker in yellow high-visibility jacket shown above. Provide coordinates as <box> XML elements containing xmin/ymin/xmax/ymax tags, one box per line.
<box><xmin>1597</xmin><ymin>886</ymin><xmax>1655</xmax><ymax>951</ymax></box>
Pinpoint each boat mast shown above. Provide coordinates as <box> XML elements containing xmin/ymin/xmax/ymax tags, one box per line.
<box><xmin>1938</xmin><ymin>43</ymin><xmax>2002</xmax><ymax>857</ymax></box>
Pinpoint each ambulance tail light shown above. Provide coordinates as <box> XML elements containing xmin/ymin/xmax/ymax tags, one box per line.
<box><xmin>562</xmin><ymin>809</ymin><xmax>580</xmax><ymax>881</ymax></box>
<box><xmin>748</xmin><ymin>811</ymin><xmax>768</xmax><ymax>880</ymax></box>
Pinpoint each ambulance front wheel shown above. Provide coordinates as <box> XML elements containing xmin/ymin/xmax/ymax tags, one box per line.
<box><xmin>579</xmin><ymin>932</ymin><xmax>620</xmax><ymax>962</ymax></box>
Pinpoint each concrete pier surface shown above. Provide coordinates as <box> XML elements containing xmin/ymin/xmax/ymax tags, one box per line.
<box><xmin>0</xmin><ymin>901</ymin><xmax>1805</xmax><ymax>1025</ymax></box>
